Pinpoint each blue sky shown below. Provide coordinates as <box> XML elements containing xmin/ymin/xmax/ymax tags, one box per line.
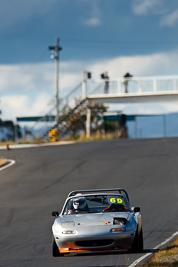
<box><xmin>1</xmin><ymin>0</ymin><xmax>178</xmax><ymax>64</ymax></box>
<box><xmin>1</xmin><ymin>0</ymin><xmax>178</xmax><ymax>122</ymax></box>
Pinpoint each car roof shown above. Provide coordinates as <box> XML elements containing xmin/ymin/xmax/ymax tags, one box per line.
<box><xmin>68</xmin><ymin>188</ymin><xmax>130</xmax><ymax>203</ymax></box>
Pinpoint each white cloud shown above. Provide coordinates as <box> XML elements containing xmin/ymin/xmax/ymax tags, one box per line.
<box><xmin>0</xmin><ymin>93</ymin><xmax>50</xmax><ymax>121</ymax></box>
<box><xmin>132</xmin><ymin>0</ymin><xmax>178</xmax><ymax>28</ymax></box>
<box><xmin>0</xmin><ymin>62</ymin><xmax>83</xmax><ymax>95</ymax></box>
<box><xmin>83</xmin><ymin>17</ymin><xmax>101</xmax><ymax>26</ymax></box>
<box><xmin>160</xmin><ymin>10</ymin><xmax>178</xmax><ymax>27</ymax></box>
<box><xmin>88</xmin><ymin>50</ymin><xmax>178</xmax><ymax>78</ymax></box>
<box><xmin>81</xmin><ymin>0</ymin><xmax>101</xmax><ymax>26</ymax></box>
<box><xmin>132</xmin><ymin>0</ymin><xmax>162</xmax><ymax>15</ymax></box>
<box><xmin>1</xmin><ymin>50</ymin><xmax>178</xmax><ymax>121</ymax></box>
<box><xmin>0</xmin><ymin>61</ymin><xmax>85</xmax><ymax>121</ymax></box>
<box><xmin>0</xmin><ymin>63</ymin><xmax>54</xmax><ymax>93</ymax></box>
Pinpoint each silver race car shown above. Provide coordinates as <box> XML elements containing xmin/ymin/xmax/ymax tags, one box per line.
<box><xmin>52</xmin><ymin>188</ymin><xmax>143</xmax><ymax>256</ymax></box>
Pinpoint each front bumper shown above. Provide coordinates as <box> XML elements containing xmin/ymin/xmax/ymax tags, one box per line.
<box><xmin>54</xmin><ymin>230</ymin><xmax>135</xmax><ymax>253</ymax></box>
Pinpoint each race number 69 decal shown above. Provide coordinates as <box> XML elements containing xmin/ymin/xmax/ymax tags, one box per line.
<box><xmin>109</xmin><ymin>198</ymin><xmax>123</xmax><ymax>204</ymax></box>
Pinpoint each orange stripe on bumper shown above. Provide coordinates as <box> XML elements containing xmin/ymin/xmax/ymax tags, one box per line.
<box><xmin>59</xmin><ymin>245</ymin><xmax>131</xmax><ymax>254</ymax></box>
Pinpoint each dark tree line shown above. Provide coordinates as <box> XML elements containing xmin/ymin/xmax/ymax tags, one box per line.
<box><xmin>0</xmin><ymin>119</ymin><xmax>22</xmax><ymax>141</ymax></box>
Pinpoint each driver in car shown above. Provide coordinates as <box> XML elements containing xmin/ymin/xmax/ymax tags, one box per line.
<box><xmin>67</xmin><ymin>197</ymin><xmax>89</xmax><ymax>214</ymax></box>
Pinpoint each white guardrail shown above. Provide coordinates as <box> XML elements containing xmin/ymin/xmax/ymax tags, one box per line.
<box><xmin>86</xmin><ymin>75</ymin><xmax>178</xmax><ymax>96</ymax></box>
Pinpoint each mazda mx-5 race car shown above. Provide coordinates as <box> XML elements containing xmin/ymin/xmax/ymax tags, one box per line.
<box><xmin>52</xmin><ymin>188</ymin><xmax>143</xmax><ymax>256</ymax></box>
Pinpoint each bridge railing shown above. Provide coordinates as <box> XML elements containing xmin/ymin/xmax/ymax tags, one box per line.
<box><xmin>59</xmin><ymin>82</ymin><xmax>83</xmax><ymax>113</ymax></box>
<box><xmin>87</xmin><ymin>76</ymin><xmax>178</xmax><ymax>95</ymax></box>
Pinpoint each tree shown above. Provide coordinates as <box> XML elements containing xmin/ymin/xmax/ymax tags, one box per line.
<box><xmin>0</xmin><ymin>119</ymin><xmax>22</xmax><ymax>141</ymax></box>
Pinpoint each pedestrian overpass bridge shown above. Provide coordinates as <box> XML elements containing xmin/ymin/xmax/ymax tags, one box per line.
<box><xmin>17</xmin><ymin>74</ymin><xmax>178</xmax><ymax>140</ymax></box>
<box><xmin>73</xmin><ymin>74</ymin><xmax>178</xmax><ymax>138</ymax></box>
<box><xmin>86</xmin><ymin>75</ymin><xmax>178</xmax><ymax>105</ymax></box>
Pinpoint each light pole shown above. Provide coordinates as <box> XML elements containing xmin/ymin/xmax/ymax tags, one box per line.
<box><xmin>49</xmin><ymin>38</ymin><xmax>62</xmax><ymax>125</ymax></box>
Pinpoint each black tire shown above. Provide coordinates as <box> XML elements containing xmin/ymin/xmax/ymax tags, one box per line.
<box><xmin>139</xmin><ymin>227</ymin><xmax>144</xmax><ymax>251</ymax></box>
<box><xmin>52</xmin><ymin>236</ymin><xmax>64</xmax><ymax>257</ymax></box>
<box><xmin>129</xmin><ymin>227</ymin><xmax>144</xmax><ymax>253</ymax></box>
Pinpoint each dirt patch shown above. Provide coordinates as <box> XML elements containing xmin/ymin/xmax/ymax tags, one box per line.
<box><xmin>0</xmin><ymin>159</ymin><xmax>8</xmax><ymax>167</ymax></box>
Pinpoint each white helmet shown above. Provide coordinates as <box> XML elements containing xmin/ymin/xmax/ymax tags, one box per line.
<box><xmin>73</xmin><ymin>197</ymin><xmax>87</xmax><ymax>210</ymax></box>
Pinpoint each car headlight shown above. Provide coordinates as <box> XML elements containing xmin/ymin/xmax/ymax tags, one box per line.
<box><xmin>62</xmin><ymin>230</ymin><xmax>76</xmax><ymax>234</ymax></box>
<box><xmin>113</xmin><ymin>218</ymin><xmax>127</xmax><ymax>225</ymax></box>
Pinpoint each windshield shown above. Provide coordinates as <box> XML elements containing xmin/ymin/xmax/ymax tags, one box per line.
<box><xmin>63</xmin><ymin>194</ymin><xmax>130</xmax><ymax>215</ymax></box>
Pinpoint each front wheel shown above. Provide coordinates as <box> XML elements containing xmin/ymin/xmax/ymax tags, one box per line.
<box><xmin>52</xmin><ymin>236</ymin><xmax>64</xmax><ymax>257</ymax></box>
<box><xmin>129</xmin><ymin>227</ymin><xmax>143</xmax><ymax>253</ymax></box>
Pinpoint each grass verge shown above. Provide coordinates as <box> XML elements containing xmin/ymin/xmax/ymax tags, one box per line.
<box><xmin>0</xmin><ymin>132</ymin><xmax>122</xmax><ymax>146</ymax></box>
<box><xmin>144</xmin><ymin>237</ymin><xmax>178</xmax><ymax>266</ymax></box>
<box><xmin>64</xmin><ymin>132</ymin><xmax>121</xmax><ymax>142</ymax></box>
<box><xmin>0</xmin><ymin>158</ymin><xmax>8</xmax><ymax>167</ymax></box>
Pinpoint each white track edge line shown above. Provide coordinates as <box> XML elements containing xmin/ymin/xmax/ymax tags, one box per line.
<box><xmin>128</xmin><ymin>230</ymin><xmax>178</xmax><ymax>267</ymax></box>
<box><xmin>0</xmin><ymin>159</ymin><xmax>16</xmax><ymax>171</ymax></box>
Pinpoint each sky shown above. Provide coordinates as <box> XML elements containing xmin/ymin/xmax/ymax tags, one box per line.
<box><xmin>1</xmin><ymin>0</ymin><xmax>178</xmax><ymax>124</ymax></box>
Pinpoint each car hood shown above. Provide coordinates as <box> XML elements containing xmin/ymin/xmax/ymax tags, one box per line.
<box><xmin>59</xmin><ymin>212</ymin><xmax>130</xmax><ymax>227</ymax></box>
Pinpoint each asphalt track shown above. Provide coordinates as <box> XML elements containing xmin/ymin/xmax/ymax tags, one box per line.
<box><xmin>0</xmin><ymin>138</ymin><xmax>178</xmax><ymax>267</ymax></box>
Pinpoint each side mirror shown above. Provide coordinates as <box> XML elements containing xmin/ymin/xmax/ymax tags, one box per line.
<box><xmin>52</xmin><ymin>211</ymin><xmax>59</xmax><ymax>217</ymax></box>
<box><xmin>134</xmin><ymin>207</ymin><xmax>140</xmax><ymax>213</ymax></box>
